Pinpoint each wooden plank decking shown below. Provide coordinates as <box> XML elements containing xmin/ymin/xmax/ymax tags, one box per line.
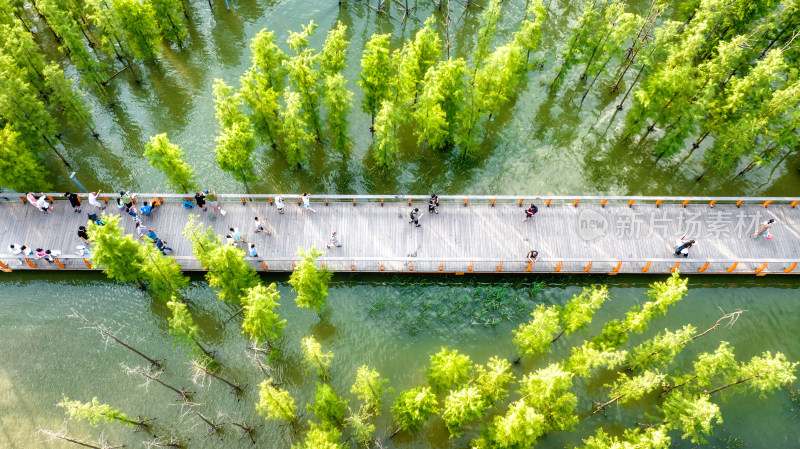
<box><xmin>0</xmin><ymin>194</ymin><xmax>799</xmax><ymax>275</ymax></box>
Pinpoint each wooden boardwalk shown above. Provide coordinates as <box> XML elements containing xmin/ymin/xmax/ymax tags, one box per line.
<box><xmin>1</xmin><ymin>194</ymin><xmax>799</xmax><ymax>275</ymax></box>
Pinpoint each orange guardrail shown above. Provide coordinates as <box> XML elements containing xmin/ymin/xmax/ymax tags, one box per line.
<box><xmin>641</xmin><ymin>261</ymin><xmax>651</xmax><ymax>272</ymax></box>
<box><xmin>785</xmin><ymin>263</ymin><xmax>797</xmax><ymax>273</ymax></box>
<box><xmin>726</xmin><ymin>262</ymin><xmax>738</xmax><ymax>272</ymax></box>
<box><xmin>698</xmin><ymin>262</ymin><xmax>709</xmax><ymax>273</ymax></box>
<box><xmin>670</xmin><ymin>262</ymin><xmax>680</xmax><ymax>272</ymax></box>
<box><xmin>554</xmin><ymin>261</ymin><xmax>562</xmax><ymax>272</ymax></box>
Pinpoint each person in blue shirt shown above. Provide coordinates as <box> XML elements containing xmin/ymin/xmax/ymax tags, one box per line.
<box><xmin>147</xmin><ymin>228</ymin><xmax>158</xmax><ymax>242</ymax></box>
<box><xmin>249</xmin><ymin>244</ymin><xmax>258</xmax><ymax>257</ymax></box>
<box><xmin>139</xmin><ymin>201</ymin><xmax>153</xmax><ymax>215</ymax></box>
<box><xmin>156</xmin><ymin>238</ymin><xmax>172</xmax><ymax>255</ymax></box>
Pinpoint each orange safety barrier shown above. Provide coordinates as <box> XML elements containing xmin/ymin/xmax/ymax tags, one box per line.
<box><xmin>628</xmin><ymin>200</ymin><xmax>635</xmax><ymax>207</ymax></box>
<box><xmin>526</xmin><ymin>261</ymin><xmax>533</xmax><ymax>272</ymax></box>
<box><xmin>297</xmin><ymin>198</ymin><xmax>302</xmax><ymax>205</ymax></box>
<box><xmin>497</xmin><ymin>261</ymin><xmax>503</xmax><ymax>272</ymax></box>
<box><xmin>269</xmin><ymin>197</ymin><xmax>274</xmax><ymax>205</ymax></box>
<box><xmin>103</xmin><ymin>196</ymin><xmax>109</xmax><ymax>203</ymax></box>
<box><xmin>655</xmin><ymin>199</ymin><xmax>663</xmax><ymax>207</ymax></box>
<box><xmin>55</xmin><ymin>258</ymin><xmax>66</xmax><ymax>269</ymax></box>
<box><xmin>709</xmin><ymin>200</ymin><xmax>717</xmax><ymax>207</ymax></box>
<box><xmin>381</xmin><ymin>262</ymin><xmax>385</xmax><ymax>271</ymax></box>
<box><xmin>491</xmin><ymin>199</ymin><xmax>496</xmax><ymax>207</ymax></box>
<box><xmin>609</xmin><ymin>262</ymin><xmax>622</xmax><ymax>275</ymax></box>
<box><xmin>791</xmin><ymin>201</ymin><xmax>799</xmax><ymax>208</ymax></box>
<box><xmin>291</xmin><ymin>261</ymin><xmax>296</xmax><ymax>270</ymax></box>
<box><xmin>670</xmin><ymin>262</ymin><xmax>680</xmax><ymax>273</ymax></box>
<box><xmin>463</xmin><ymin>199</ymin><xmax>468</xmax><ymax>207</ymax></box>
<box><xmin>439</xmin><ymin>262</ymin><xmax>443</xmax><ymax>272</ymax></box>
<box><xmin>157</xmin><ymin>197</ymin><xmax>163</xmax><ymax>205</ymax></box>
<box><xmin>555</xmin><ymin>261</ymin><xmax>562</xmax><ymax>272</ymax></box>
<box><xmin>321</xmin><ymin>263</ymin><xmax>327</xmax><ymax>270</ymax></box>
<box><xmin>0</xmin><ymin>260</ymin><xmax>8</xmax><ymax>269</ymax></box>
<box><xmin>518</xmin><ymin>199</ymin><xmax>524</xmax><ymax>207</ymax></box>
<box><xmin>241</xmin><ymin>197</ymin><xmax>246</xmax><ymax>205</ymax></box>
<box><xmin>785</xmin><ymin>262</ymin><xmax>797</xmax><ymax>273</ymax></box>
<box><xmin>351</xmin><ymin>263</ymin><xmax>355</xmax><ymax>271</ymax></box>
<box><xmin>407</xmin><ymin>198</ymin><xmax>412</xmax><ymax>205</ymax></box>
<box><xmin>546</xmin><ymin>199</ymin><xmax>552</xmax><ymax>207</ymax></box>
<box><xmin>468</xmin><ymin>261</ymin><xmax>474</xmax><ymax>272</ymax></box>
<box><xmin>20</xmin><ymin>196</ymin><xmax>27</xmax><ymax>203</ymax></box>
<box><xmin>410</xmin><ymin>262</ymin><xmax>414</xmax><ymax>271</ymax></box>
<box><xmin>583</xmin><ymin>262</ymin><xmax>592</xmax><ymax>272</ymax></box>
<box><xmin>682</xmin><ymin>200</ymin><xmax>690</xmax><ymax>207</ymax></box>
<box><xmin>573</xmin><ymin>199</ymin><xmax>580</xmax><ymax>207</ymax></box>
<box><xmin>736</xmin><ymin>200</ymin><xmax>744</xmax><ymax>208</ymax></box>
<box><xmin>601</xmin><ymin>199</ymin><xmax>607</xmax><ymax>207</ymax></box>
<box><xmin>641</xmin><ymin>261</ymin><xmax>651</xmax><ymax>272</ymax></box>
<box><xmin>84</xmin><ymin>258</ymin><xmax>93</xmax><ymax>269</ymax></box>
<box><xmin>726</xmin><ymin>262</ymin><xmax>738</xmax><ymax>272</ymax></box>
<box><xmin>698</xmin><ymin>262</ymin><xmax>709</xmax><ymax>273</ymax></box>
<box><xmin>261</xmin><ymin>261</ymin><xmax>268</xmax><ymax>271</ymax></box>
<box><xmin>46</xmin><ymin>196</ymin><xmax>54</xmax><ymax>203</ymax></box>
<box><xmin>24</xmin><ymin>258</ymin><xmax>36</xmax><ymax>268</ymax></box>
<box><xmin>755</xmin><ymin>262</ymin><xmax>768</xmax><ymax>273</ymax></box>
<box><xmin>763</xmin><ymin>200</ymin><xmax>772</xmax><ymax>207</ymax></box>
<box><xmin>380</xmin><ymin>199</ymin><xmax>384</xmax><ymax>206</ymax></box>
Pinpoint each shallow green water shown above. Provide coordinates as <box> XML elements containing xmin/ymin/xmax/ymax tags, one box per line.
<box><xmin>1</xmin><ymin>272</ymin><xmax>799</xmax><ymax>448</ymax></box>
<box><xmin>41</xmin><ymin>0</ymin><xmax>800</xmax><ymax>197</ymax></box>
<box><xmin>6</xmin><ymin>1</ymin><xmax>800</xmax><ymax>448</ymax></box>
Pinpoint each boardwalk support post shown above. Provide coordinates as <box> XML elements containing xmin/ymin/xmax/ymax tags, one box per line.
<box><xmin>736</xmin><ymin>200</ymin><xmax>744</xmax><ymax>208</ymax></box>
<box><xmin>763</xmin><ymin>200</ymin><xmax>772</xmax><ymax>207</ymax></box>
<box><xmin>83</xmin><ymin>258</ymin><xmax>92</xmax><ymax>269</ymax></box>
<box><xmin>755</xmin><ymin>262</ymin><xmax>768</xmax><ymax>274</ymax></box>
<box><xmin>526</xmin><ymin>261</ymin><xmax>533</xmax><ymax>272</ymax></box>
<box><xmin>497</xmin><ymin>261</ymin><xmax>503</xmax><ymax>272</ymax></box>
<box><xmin>682</xmin><ymin>200</ymin><xmax>690</xmax><ymax>208</ymax></box>
<box><xmin>601</xmin><ymin>199</ymin><xmax>607</xmax><ymax>207</ymax></box>
<box><xmin>655</xmin><ymin>200</ymin><xmax>663</xmax><ymax>207</ymax></box>
<box><xmin>628</xmin><ymin>200</ymin><xmax>635</xmax><ymax>207</ymax></box>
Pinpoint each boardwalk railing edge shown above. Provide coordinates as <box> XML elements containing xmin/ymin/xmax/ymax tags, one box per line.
<box><xmin>3</xmin><ymin>193</ymin><xmax>800</xmax><ymax>204</ymax></box>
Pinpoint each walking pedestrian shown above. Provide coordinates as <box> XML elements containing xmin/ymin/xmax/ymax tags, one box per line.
<box><xmin>522</xmin><ymin>203</ymin><xmax>538</xmax><ymax>222</ymax></box>
<box><xmin>43</xmin><ymin>250</ymin><xmax>56</xmax><ymax>263</ymax></box>
<box><xmin>116</xmin><ymin>197</ymin><xmax>126</xmax><ymax>212</ymax></box>
<box><xmin>126</xmin><ymin>205</ymin><xmax>140</xmax><ymax>224</ymax></box>
<box><xmin>249</xmin><ymin>243</ymin><xmax>258</xmax><ymax>257</ymax></box>
<box><xmin>527</xmin><ymin>250</ymin><xmax>539</xmax><ymax>264</ymax></box>
<box><xmin>301</xmin><ymin>193</ymin><xmax>316</xmax><ymax>213</ymax></box>
<box><xmin>230</xmin><ymin>227</ymin><xmax>246</xmax><ymax>243</ymax></box>
<box><xmin>195</xmin><ymin>191</ymin><xmax>207</xmax><ymax>211</ymax></box>
<box><xmin>751</xmin><ymin>219</ymin><xmax>775</xmax><ymax>238</ymax></box>
<box><xmin>206</xmin><ymin>190</ymin><xmax>221</xmax><ymax>213</ymax></box>
<box><xmin>139</xmin><ymin>200</ymin><xmax>157</xmax><ymax>216</ymax></box>
<box><xmin>33</xmin><ymin>193</ymin><xmax>53</xmax><ymax>213</ymax></box>
<box><xmin>88</xmin><ymin>190</ymin><xmax>106</xmax><ymax>210</ymax></box>
<box><xmin>136</xmin><ymin>223</ymin><xmax>149</xmax><ymax>240</ymax></box>
<box><xmin>35</xmin><ymin>248</ymin><xmax>47</xmax><ymax>259</ymax></box>
<box><xmin>275</xmin><ymin>195</ymin><xmax>285</xmax><ymax>214</ymax></box>
<box><xmin>254</xmin><ymin>217</ymin><xmax>271</xmax><ymax>235</ymax></box>
<box><xmin>409</xmin><ymin>208</ymin><xmax>421</xmax><ymax>227</ymax></box>
<box><xmin>77</xmin><ymin>226</ymin><xmax>89</xmax><ymax>243</ymax></box>
<box><xmin>20</xmin><ymin>245</ymin><xmax>33</xmax><ymax>259</ymax></box>
<box><xmin>64</xmin><ymin>192</ymin><xmax>82</xmax><ymax>213</ymax></box>
<box><xmin>155</xmin><ymin>238</ymin><xmax>172</xmax><ymax>255</ymax></box>
<box><xmin>8</xmin><ymin>244</ymin><xmax>23</xmax><ymax>265</ymax></box>
<box><xmin>428</xmin><ymin>194</ymin><xmax>440</xmax><ymax>214</ymax></box>
<box><xmin>120</xmin><ymin>191</ymin><xmax>133</xmax><ymax>211</ymax></box>
<box><xmin>327</xmin><ymin>231</ymin><xmax>342</xmax><ymax>248</ymax></box>
<box><xmin>146</xmin><ymin>228</ymin><xmax>158</xmax><ymax>242</ymax></box>
<box><xmin>225</xmin><ymin>234</ymin><xmax>235</xmax><ymax>246</ymax></box>
<box><xmin>673</xmin><ymin>237</ymin><xmax>695</xmax><ymax>257</ymax></box>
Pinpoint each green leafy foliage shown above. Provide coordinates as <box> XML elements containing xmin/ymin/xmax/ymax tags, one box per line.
<box><xmin>662</xmin><ymin>391</ymin><xmax>721</xmax><ymax>444</ymax></box>
<box><xmin>473</xmin><ymin>0</ymin><xmax>503</xmax><ymax>70</ymax></box>
<box><xmin>204</xmin><ymin>243</ymin><xmax>260</xmax><ymax>305</ymax></box>
<box><xmin>137</xmin><ymin>241</ymin><xmax>188</xmax><ymax>301</ymax></box>
<box><xmin>474</xmin><ymin>356</ymin><xmax>514</xmax><ymax>405</ymax></box>
<box><xmin>143</xmin><ymin>133</ymin><xmax>198</xmax><ymax>193</ymax></box>
<box><xmin>307</xmin><ymin>383</ymin><xmax>347</xmax><ymax>428</ymax></box>
<box><xmin>512</xmin><ymin>304</ymin><xmax>560</xmax><ymax>360</ymax></box>
<box><xmin>442</xmin><ymin>386</ymin><xmax>487</xmax><ymax>438</ymax></box>
<box><xmin>627</xmin><ymin>325</ymin><xmax>696</xmax><ymax>372</ymax></box>
<box><xmin>373</xmin><ymin>100</ymin><xmax>401</xmax><ymax>168</ymax></box>
<box><xmin>241</xmin><ymin>283</ymin><xmax>286</xmax><ymax>347</ymax></box>
<box><xmin>302</xmin><ymin>335</ymin><xmax>333</xmax><ymax>381</ymax></box>
<box><xmin>426</xmin><ymin>347</ymin><xmax>473</xmax><ymax>395</ymax></box>
<box><xmin>289</xmin><ymin>246</ymin><xmax>332</xmax><ymax>315</ymax></box>
<box><xmin>58</xmin><ymin>396</ymin><xmax>136</xmax><ymax>427</ymax></box>
<box><xmin>292</xmin><ymin>422</ymin><xmax>343</xmax><ymax>449</ymax></box>
<box><xmin>182</xmin><ymin>215</ymin><xmax>220</xmax><ymax>267</ymax></box>
<box><xmin>322</xmin><ymin>73</ymin><xmax>352</xmax><ymax>154</ymax></box>
<box><xmin>88</xmin><ymin>214</ymin><xmax>144</xmax><ymax>285</ymax></box>
<box><xmin>391</xmin><ymin>386</ymin><xmax>439</xmax><ymax>432</ymax></box>
<box><xmin>280</xmin><ymin>87</ymin><xmax>313</xmax><ymax>166</ymax></box>
<box><xmin>256</xmin><ymin>380</ymin><xmax>297</xmax><ymax>424</ymax></box>
<box><xmin>149</xmin><ymin>0</ymin><xmax>186</xmax><ymax>46</ymax></box>
<box><xmin>350</xmin><ymin>365</ymin><xmax>390</xmax><ymax>413</ymax></box>
<box><xmin>214</xmin><ymin>120</ymin><xmax>258</xmax><ymax>191</ymax></box>
<box><xmin>0</xmin><ymin>123</ymin><xmax>51</xmax><ymax>191</ymax></box>
<box><xmin>321</xmin><ymin>21</ymin><xmax>348</xmax><ymax>76</ymax></box>
<box><xmin>560</xmin><ymin>285</ymin><xmax>609</xmax><ymax>335</ymax></box>
<box><xmin>579</xmin><ymin>427</ymin><xmax>671</xmax><ymax>449</ymax></box>
<box><xmin>358</xmin><ymin>33</ymin><xmax>393</xmax><ymax>123</ymax></box>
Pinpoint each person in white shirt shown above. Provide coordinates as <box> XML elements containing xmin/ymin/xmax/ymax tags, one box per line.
<box><xmin>275</xmin><ymin>196</ymin><xmax>284</xmax><ymax>214</ymax></box>
<box><xmin>8</xmin><ymin>244</ymin><xmax>23</xmax><ymax>265</ymax></box>
<box><xmin>301</xmin><ymin>193</ymin><xmax>316</xmax><ymax>213</ymax></box>
<box><xmin>88</xmin><ymin>190</ymin><xmax>106</xmax><ymax>210</ymax></box>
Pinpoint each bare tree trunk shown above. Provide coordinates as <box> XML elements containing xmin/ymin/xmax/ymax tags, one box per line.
<box><xmin>71</xmin><ymin>309</ymin><xmax>163</xmax><ymax>369</ymax></box>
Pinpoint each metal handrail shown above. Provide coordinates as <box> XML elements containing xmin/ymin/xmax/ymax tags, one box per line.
<box><xmin>2</xmin><ymin>193</ymin><xmax>800</xmax><ymax>203</ymax></box>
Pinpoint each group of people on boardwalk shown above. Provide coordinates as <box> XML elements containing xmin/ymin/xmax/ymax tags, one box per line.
<box><xmin>8</xmin><ymin>193</ymin><xmax>783</xmax><ymax>269</ymax></box>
